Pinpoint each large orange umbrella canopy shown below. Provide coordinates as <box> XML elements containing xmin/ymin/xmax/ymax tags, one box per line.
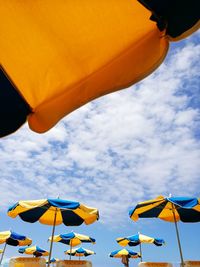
<box><xmin>0</xmin><ymin>0</ymin><xmax>199</xmax><ymax>137</ymax></box>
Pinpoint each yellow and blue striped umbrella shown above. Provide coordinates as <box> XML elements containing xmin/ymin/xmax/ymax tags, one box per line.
<box><xmin>0</xmin><ymin>230</ymin><xmax>32</xmax><ymax>264</ymax></box>
<box><xmin>49</xmin><ymin>232</ymin><xmax>95</xmax><ymax>247</ymax></box>
<box><xmin>0</xmin><ymin>230</ymin><xmax>32</xmax><ymax>247</ymax></box>
<box><xmin>46</xmin><ymin>258</ymin><xmax>59</xmax><ymax>263</ymax></box>
<box><xmin>8</xmin><ymin>198</ymin><xmax>99</xmax><ymax>267</ymax></box>
<box><xmin>19</xmin><ymin>245</ymin><xmax>49</xmax><ymax>257</ymax></box>
<box><xmin>110</xmin><ymin>248</ymin><xmax>140</xmax><ymax>267</ymax></box>
<box><xmin>110</xmin><ymin>248</ymin><xmax>140</xmax><ymax>259</ymax></box>
<box><xmin>7</xmin><ymin>198</ymin><xmax>99</xmax><ymax>226</ymax></box>
<box><xmin>49</xmin><ymin>232</ymin><xmax>95</xmax><ymax>260</ymax></box>
<box><xmin>117</xmin><ymin>233</ymin><xmax>165</xmax><ymax>262</ymax></box>
<box><xmin>129</xmin><ymin>196</ymin><xmax>200</xmax><ymax>266</ymax></box>
<box><xmin>65</xmin><ymin>247</ymin><xmax>95</xmax><ymax>258</ymax></box>
<box><xmin>117</xmin><ymin>233</ymin><xmax>165</xmax><ymax>247</ymax></box>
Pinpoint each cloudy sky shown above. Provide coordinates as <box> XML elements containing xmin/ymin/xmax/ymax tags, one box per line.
<box><xmin>0</xmin><ymin>31</ymin><xmax>199</xmax><ymax>267</ymax></box>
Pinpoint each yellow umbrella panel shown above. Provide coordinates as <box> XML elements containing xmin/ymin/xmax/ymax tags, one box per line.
<box><xmin>0</xmin><ymin>1</ymin><xmax>199</xmax><ymax>137</ymax></box>
<box><xmin>0</xmin><ymin>0</ymin><xmax>166</xmax><ymax>137</ymax></box>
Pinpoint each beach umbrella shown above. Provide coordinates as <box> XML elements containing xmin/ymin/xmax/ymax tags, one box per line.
<box><xmin>46</xmin><ymin>258</ymin><xmax>59</xmax><ymax>267</ymax></box>
<box><xmin>110</xmin><ymin>248</ymin><xmax>141</xmax><ymax>267</ymax></box>
<box><xmin>65</xmin><ymin>247</ymin><xmax>95</xmax><ymax>260</ymax></box>
<box><xmin>129</xmin><ymin>195</ymin><xmax>200</xmax><ymax>267</ymax></box>
<box><xmin>117</xmin><ymin>233</ymin><xmax>165</xmax><ymax>261</ymax></box>
<box><xmin>19</xmin><ymin>245</ymin><xmax>49</xmax><ymax>257</ymax></box>
<box><xmin>0</xmin><ymin>1</ymin><xmax>199</xmax><ymax>138</ymax></box>
<box><xmin>48</xmin><ymin>232</ymin><xmax>95</xmax><ymax>260</ymax></box>
<box><xmin>7</xmin><ymin>198</ymin><xmax>99</xmax><ymax>267</ymax></box>
<box><xmin>0</xmin><ymin>230</ymin><xmax>32</xmax><ymax>264</ymax></box>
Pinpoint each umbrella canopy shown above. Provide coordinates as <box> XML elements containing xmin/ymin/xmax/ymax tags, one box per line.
<box><xmin>65</xmin><ymin>247</ymin><xmax>95</xmax><ymax>257</ymax></box>
<box><xmin>0</xmin><ymin>250</ymin><xmax>3</xmax><ymax>254</ymax></box>
<box><xmin>117</xmin><ymin>233</ymin><xmax>165</xmax><ymax>262</ymax></box>
<box><xmin>110</xmin><ymin>248</ymin><xmax>140</xmax><ymax>259</ymax></box>
<box><xmin>0</xmin><ymin>230</ymin><xmax>32</xmax><ymax>247</ymax></box>
<box><xmin>129</xmin><ymin>196</ymin><xmax>200</xmax><ymax>222</ymax></box>
<box><xmin>110</xmin><ymin>248</ymin><xmax>140</xmax><ymax>267</ymax></box>
<box><xmin>49</xmin><ymin>232</ymin><xmax>95</xmax><ymax>247</ymax></box>
<box><xmin>0</xmin><ymin>230</ymin><xmax>32</xmax><ymax>264</ymax></box>
<box><xmin>117</xmin><ymin>233</ymin><xmax>165</xmax><ymax>247</ymax></box>
<box><xmin>19</xmin><ymin>245</ymin><xmax>49</xmax><ymax>257</ymax></box>
<box><xmin>0</xmin><ymin>1</ymin><xmax>199</xmax><ymax>137</ymax></box>
<box><xmin>49</xmin><ymin>232</ymin><xmax>95</xmax><ymax>260</ymax></box>
<box><xmin>7</xmin><ymin>198</ymin><xmax>99</xmax><ymax>267</ymax></box>
<box><xmin>8</xmin><ymin>198</ymin><xmax>99</xmax><ymax>226</ymax></box>
<box><xmin>129</xmin><ymin>196</ymin><xmax>200</xmax><ymax>266</ymax></box>
<box><xmin>46</xmin><ymin>258</ymin><xmax>59</xmax><ymax>263</ymax></box>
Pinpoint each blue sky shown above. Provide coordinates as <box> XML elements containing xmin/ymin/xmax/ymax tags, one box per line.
<box><xmin>0</xmin><ymin>31</ymin><xmax>200</xmax><ymax>267</ymax></box>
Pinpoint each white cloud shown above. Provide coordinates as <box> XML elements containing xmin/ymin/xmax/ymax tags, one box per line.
<box><xmin>0</xmin><ymin>37</ymin><xmax>200</xmax><ymax>225</ymax></box>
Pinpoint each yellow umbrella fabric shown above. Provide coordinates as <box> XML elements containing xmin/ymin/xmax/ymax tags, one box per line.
<box><xmin>1</xmin><ymin>0</ymin><xmax>168</xmax><ymax>136</ymax></box>
<box><xmin>0</xmin><ymin>1</ymin><xmax>199</xmax><ymax>137</ymax></box>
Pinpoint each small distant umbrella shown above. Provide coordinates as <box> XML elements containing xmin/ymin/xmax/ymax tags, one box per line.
<box><xmin>8</xmin><ymin>198</ymin><xmax>99</xmax><ymax>267</ymax></box>
<box><xmin>49</xmin><ymin>232</ymin><xmax>95</xmax><ymax>260</ymax></box>
<box><xmin>0</xmin><ymin>250</ymin><xmax>3</xmax><ymax>254</ymax></box>
<box><xmin>0</xmin><ymin>230</ymin><xmax>32</xmax><ymax>264</ymax></box>
<box><xmin>129</xmin><ymin>195</ymin><xmax>200</xmax><ymax>267</ymax></box>
<box><xmin>49</xmin><ymin>232</ymin><xmax>95</xmax><ymax>246</ymax></box>
<box><xmin>19</xmin><ymin>245</ymin><xmax>49</xmax><ymax>257</ymax></box>
<box><xmin>46</xmin><ymin>258</ymin><xmax>59</xmax><ymax>267</ymax></box>
<box><xmin>65</xmin><ymin>247</ymin><xmax>95</xmax><ymax>260</ymax></box>
<box><xmin>110</xmin><ymin>249</ymin><xmax>140</xmax><ymax>267</ymax></box>
<box><xmin>46</xmin><ymin>258</ymin><xmax>59</xmax><ymax>263</ymax></box>
<box><xmin>117</xmin><ymin>233</ymin><xmax>165</xmax><ymax>261</ymax></box>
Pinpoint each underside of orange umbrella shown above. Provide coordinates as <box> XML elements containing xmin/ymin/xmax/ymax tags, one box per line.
<box><xmin>0</xmin><ymin>0</ymin><xmax>199</xmax><ymax>137</ymax></box>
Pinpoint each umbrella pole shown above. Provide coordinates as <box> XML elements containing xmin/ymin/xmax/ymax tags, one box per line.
<box><xmin>172</xmin><ymin>207</ymin><xmax>184</xmax><ymax>267</ymax></box>
<box><xmin>0</xmin><ymin>243</ymin><xmax>7</xmax><ymax>265</ymax></box>
<box><xmin>47</xmin><ymin>209</ymin><xmax>57</xmax><ymax>267</ymax></box>
<box><xmin>139</xmin><ymin>243</ymin><xmax>143</xmax><ymax>262</ymax></box>
<box><xmin>69</xmin><ymin>243</ymin><xmax>72</xmax><ymax>260</ymax></box>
